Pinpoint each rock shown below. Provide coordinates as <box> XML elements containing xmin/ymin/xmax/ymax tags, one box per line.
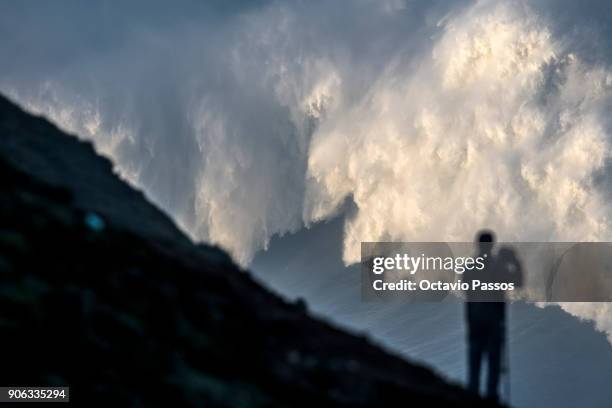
<box><xmin>0</xmin><ymin>94</ymin><xmax>495</xmax><ymax>407</ymax></box>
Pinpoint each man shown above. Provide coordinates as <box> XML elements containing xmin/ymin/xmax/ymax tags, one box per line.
<box><xmin>464</xmin><ymin>230</ymin><xmax>523</xmax><ymax>402</ymax></box>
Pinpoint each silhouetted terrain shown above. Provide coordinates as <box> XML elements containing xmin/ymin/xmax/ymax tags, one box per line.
<box><xmin>0</xmin><ymin>94</ymin><xmax>494</xmax><ymax>406</ymax></box>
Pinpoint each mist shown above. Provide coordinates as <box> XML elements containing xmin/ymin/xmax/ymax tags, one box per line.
<box><xmin>1</xmin><ymin>0</ymin><xmax>611</xmax><ymax>341</ymax></box>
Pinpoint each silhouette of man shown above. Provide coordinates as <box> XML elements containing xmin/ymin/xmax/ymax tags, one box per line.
<box><xmin>464</xmin><ymin>230</ymin><xmax>523</xmax><ymax>402</ymax></box>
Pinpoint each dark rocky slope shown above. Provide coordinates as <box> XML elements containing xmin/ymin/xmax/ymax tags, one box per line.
<box><xmin>0</xmin><ymin>94</ymin><xmax>491</xmax><ymax>406</ymax></box>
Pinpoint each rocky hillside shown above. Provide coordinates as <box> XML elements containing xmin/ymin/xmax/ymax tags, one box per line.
<box><xmin>0</xmin><ymin>94</ymin><xmax>492</xmax><ymax>406</ymax></box>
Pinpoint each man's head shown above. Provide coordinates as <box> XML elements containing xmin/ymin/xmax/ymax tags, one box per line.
<box><xmin>476</xmin><ymin>229</ymin><xmax>495</xmax><ymax>254</ymax></box>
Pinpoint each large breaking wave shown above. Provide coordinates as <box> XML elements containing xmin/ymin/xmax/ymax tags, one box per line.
<box><xmin>1</xmin><ymin>0</ymin><xmax>611</xmax><ymax>339</ymax></box>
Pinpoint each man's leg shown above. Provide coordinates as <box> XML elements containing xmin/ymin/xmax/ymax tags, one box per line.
<box><xmin>486</xmin><ymin>331</ymin><xmax>502</xmax><ymax>401</ymax></box>
<box><xmin>468</xmin><ymin>332</ymin><xmax>483</xmax><ymax>394</ymax></box>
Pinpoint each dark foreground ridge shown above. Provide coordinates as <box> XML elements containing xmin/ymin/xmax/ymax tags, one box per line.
<box><xmin>0</xmin><ymin>94</ymin><xmax>492</xmax><ymax>406</ymax></box>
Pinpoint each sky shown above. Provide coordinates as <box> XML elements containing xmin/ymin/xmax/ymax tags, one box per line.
<box><xmin>1</xmin><ymin>0</ymin><xmax>612</xmax><ymax>342</ymax></box>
